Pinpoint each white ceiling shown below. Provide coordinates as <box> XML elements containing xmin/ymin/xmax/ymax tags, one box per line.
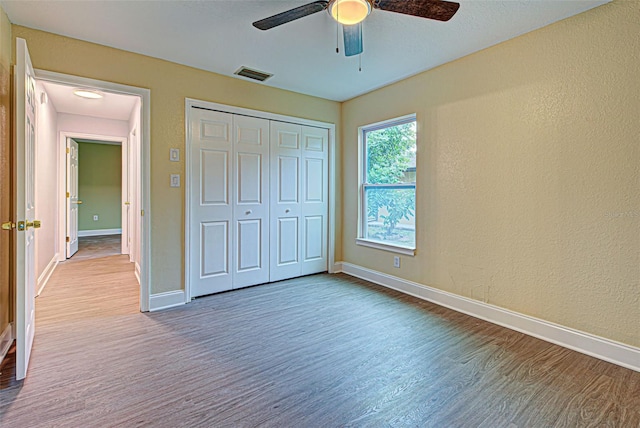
<box><xmin>40</xmin><ymin>80</ymin><xmax>138</xmax><ymax>121</ymax></box>
<box><xmin>4</xmin><ymin>0</ymin><xmax>608</xmax><ymax>102</ymax></box>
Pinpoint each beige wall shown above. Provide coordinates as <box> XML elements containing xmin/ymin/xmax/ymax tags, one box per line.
<box><xmin>0</xmin><ymin>6</ymin><xmax>10</xmax><ymax>343</ymax></box>
<box><xmin>12</xmin><ymin>25</ymin><xmax>342</xmax><ymax>295</ymax></box>
<box><xmin>342</xmin><ymin>0</ymin><xmax>639</xmax><ymax>347</ymax></box>
<box><xmin>7</xmin><ymin>2</ymin><xmax>637</xmax><ymax>350</ymax></box>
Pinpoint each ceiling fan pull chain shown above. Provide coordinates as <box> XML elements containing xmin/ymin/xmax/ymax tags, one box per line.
<box><xmin>336</xmin><ymin>2</ymin><xmax>340</xmax><ymax>53</ymax></box>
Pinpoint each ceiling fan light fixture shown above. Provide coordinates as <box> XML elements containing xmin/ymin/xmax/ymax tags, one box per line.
<box><xmin>329</xmin><ymin>0</ymin><xmax>371</xmax><ymax>25</ymax></box>
<box><xmin>73</xmin><ymin>89</ymin><xmax>103</xmax><ymax>99</ymax></box>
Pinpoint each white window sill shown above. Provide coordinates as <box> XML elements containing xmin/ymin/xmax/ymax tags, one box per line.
<box><xmin>356</xmin><ymin>238</ymin><xmax>416</xmax><ymax>256</ymax></box>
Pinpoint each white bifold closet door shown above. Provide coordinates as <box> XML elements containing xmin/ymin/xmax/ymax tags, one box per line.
<box><xmin>190</xmin><ymin>108</ymin><xmax>269</xmax><ymax>297</ymax></box>
<box><xmin>270</xmin><ymin>122</ymin><xmax>328</xmax><ymax>282</ymax></box>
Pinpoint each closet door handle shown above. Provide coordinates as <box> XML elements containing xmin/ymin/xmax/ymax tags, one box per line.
<box><xmin>245</xmin><ymin>210</ymin><xmax>252</xmax><ymax>215</ymax></box>
<box><xmin>285</xmin><ymin>209</ymin><xmax>290</xmax><ymax>213</ymax></box>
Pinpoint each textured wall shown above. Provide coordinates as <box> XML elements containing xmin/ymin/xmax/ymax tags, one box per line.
<box><xmin>77</xmin><ymin>142</ymin><xmax>122</xmax><ymax>231</ymax></box>
<box><xmin>13</xmin><ymin>26</ymin><xmax>341</xmax><ymax>294</ymax></box>
<box><xmin>342</xmin><ymin>0</ymin><xmax>639</xmax><ymax>347</ymax></box>
<box><xmin>0</xmin><ymin>6</ymin><xmax>10</xmax><ymax>339</ymax></box>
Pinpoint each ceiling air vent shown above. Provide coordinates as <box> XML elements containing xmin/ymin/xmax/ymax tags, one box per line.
<box><xmin>234</xmin><ymin>66</ymin><xmax>273</xmax><ymax>82</ymax></box>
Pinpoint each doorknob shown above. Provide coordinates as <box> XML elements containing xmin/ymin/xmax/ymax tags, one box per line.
<box><xmin>124</xmin><ymin>201</ymin><xmax>130</xmax><ymax>205</ymax></box>
<box><xmin>285</xmin><ymin>209</ymin><xmax>290</xmax><ymax>213</ymax></box>
<box><xmin>245</xmin><ymin>210</ymin><xmax>252</xmax><ymax>215</ymax></box>
<box><xmin>1</xmin><ymin>221</ymin><xmax>15</xmax><ymax>230</ymax></box>
<box><xmin>17</xmin><ymin>220</ymin><xmax>41</xmax><ymax>231</ymax></box>
<box><xmin>76</xmin><ymin>200</ymin><xmax>83</xmax><ymax>204</ymax></box>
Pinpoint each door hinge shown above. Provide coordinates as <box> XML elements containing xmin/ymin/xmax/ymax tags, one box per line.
<box><xmin>66</xmin><ymin>236</ymin><xmax>70</xmax><ymax>242</ymax></box>
<box><xmin>1</xmin><ymin>221</ymin><xmax>15</xmax><ymax>230</ymax></box>
<box><xmin>141</xmin><ymin>210</ymin><xmax>144</xmax><ymax>216</ymax></box>
<box><xmin>66</xmin><ymin>192</ymin><xmax>70</xmax><ymax>198</ymax></box>
<box><xmin>66</xmin><ymin>147</ymin><xmax>70</xmax><ymax>154</ymax></box>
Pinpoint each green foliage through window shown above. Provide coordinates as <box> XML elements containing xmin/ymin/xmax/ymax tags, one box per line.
<box><xmin>362</xmin><ymin>118</ymin><xmax>416</xmax><ymax>248</ymax></box>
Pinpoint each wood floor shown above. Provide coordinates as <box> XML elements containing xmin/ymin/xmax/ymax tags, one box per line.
<box><xmin>1</xmin><ymin>256</ymin><xmax>638</xmax><ymax>427</ymax></box>
<box><xmin>67</xmin><ymin>234</ymin><xmax>122</xmax><ymax>262</ymax></box>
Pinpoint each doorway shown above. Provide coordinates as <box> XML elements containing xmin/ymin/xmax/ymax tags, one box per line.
<box><xmin>34</xmin><ymin>70</ymin><xmax>150</xmax><ymax>312</ymax></box>
<box><xmin>61</xmin><ymin>136</ymin><xmax>129</xmax><ymax>261</ymax></box>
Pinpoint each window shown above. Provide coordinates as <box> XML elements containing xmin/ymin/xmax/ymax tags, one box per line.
<box><xmin>358</xmin><ymin>114</ymin><xmax>416</xmax><ymax>255</ymax></box>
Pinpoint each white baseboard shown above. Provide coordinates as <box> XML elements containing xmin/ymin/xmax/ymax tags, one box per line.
<box><xmin>37</xmin><ymin>254</ymin><xmax>59</xmax><ymax>296</ymax></box>
<box><xmin>0</xmin><ymin>322</ymin><xmax>14</xmax><ymax>363</ymax></box>
<box><xmin>149</xmin><ymin>290</ymin><xmax>185</xmax><ymax>312</ymax></box>
<box><xmin>340</xmin><ymin>262</ymin><xmax>640</xmax><ymax>372</ymax></box>
<box><xmin>78</xmin><ymin>228</ymin><xmax>122</xmax><ymax>237</ymax></box>
<box><xmin>332</xmin><ymin>262</ymin><xmax>343</xmax><ymax>273</ymax></box>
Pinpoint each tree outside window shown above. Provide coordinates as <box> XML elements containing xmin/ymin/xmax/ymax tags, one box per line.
<box><xmin>361</xmin><ymin>117</ymin><xmax>416</xmax><ymax>249</ymax></box>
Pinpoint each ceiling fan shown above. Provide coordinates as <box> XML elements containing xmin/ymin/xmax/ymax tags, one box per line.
<box><xmin>252</xmin><ymin>0</ymin><xmax>460</xmax><ymax>57</ymax></box>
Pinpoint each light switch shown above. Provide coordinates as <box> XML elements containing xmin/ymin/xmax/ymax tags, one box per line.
<box><xmin>169</xmin><ymin>148</ymin><xmax>180</xmax><ymax>162</ymax></box>
<box><xmin>170</xmin><ymin>174</ymin><xmax>180</xmax><ymax>188</ymax></box>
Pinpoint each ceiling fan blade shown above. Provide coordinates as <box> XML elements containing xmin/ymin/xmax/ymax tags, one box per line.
<box><xmin>343</xmin><ymin>23</ymin><xmax>363</xmax><ymax>57</ymax></box>
<box><xmin>374</xmin><ymin>0</ymin><xmax>460</xmax><ymax>22</ymax></box>
<box><xmin>253</xmin><ymin>1</ymin><xmax>329</xmax><ymax>30</ymax></box>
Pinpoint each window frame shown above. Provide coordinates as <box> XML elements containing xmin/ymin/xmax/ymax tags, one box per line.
<box><xmin>356</xmin><ymin>114</ymin><xmax>417</xmax><ymax>256</ymax></box>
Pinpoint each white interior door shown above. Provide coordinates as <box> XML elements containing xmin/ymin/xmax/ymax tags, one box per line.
<box><xmin>66</xmin><ymin>138</ymin><xmax>79</xmax><ymax>258</ymax></box>
<box><xmin>121</xmin><ymin>140</ymin><xmax>130</xmax><ymax>255</ymax></box>
<box><xmin>15</xmin><ymin>38</ymin><xmax>37</xmax><ymax>381</ymax></box>
<box><xmin>270</xmin><ymin>121</ymin><xmax>303</xmax><ymax>282</ymax></box>
<box><xmin>269</xmin><ymin>122</ymin><xmax>328</xmax><ymax>282</ymax></box>
<box><xmin>233</xmin><ymin>115</ymin><xmax>270</xmax><ymax>289</ymax></box>
<box><xmin>301</xmin><ymin>126</ymin><xmax>328</xmax><ymax>275</ymax></box>
<box><xmin>189</xmin><ymin>108</ymin><xmax>234</xmax><ymax>297</ymax></box>
<box><xmin>129</xmin><ymin>127</ymin><xmax>138</xmax><ymax>265</ymax></box>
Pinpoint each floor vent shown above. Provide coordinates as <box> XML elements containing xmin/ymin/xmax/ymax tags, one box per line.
<box><xmin>234</xmin><ymin>67</ymin><xmax>273</xmax><ymax>82</ymax></box>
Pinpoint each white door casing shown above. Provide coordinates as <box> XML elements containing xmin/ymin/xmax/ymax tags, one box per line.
<box><xmin>233</xmin><ymin>115</ymin><xmax>270</xmax><ymax>289</ymax></box>
<box><xmin>66</xmin><ymin>138</ymin><xmax>79</xmax><ymax>258</ymax></box>
<box><xmin>15</xmin><ymin>37</ymin><xmax>37</xmax><ymax>380</ymax></box>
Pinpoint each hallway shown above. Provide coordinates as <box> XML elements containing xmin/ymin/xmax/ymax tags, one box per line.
<box><xmin>0</xmin><ymin>235</ymin><xmax>137</xmax><ymax>389</ymax></box>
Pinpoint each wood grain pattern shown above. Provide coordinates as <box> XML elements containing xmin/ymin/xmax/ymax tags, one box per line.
<box><xmin>1</xmin><ymin>256</ymin><xmax>638</xmax><ymax>427</ymax></box>
<box><xmin>67</xmin><ymin>234</ymin><xmax>122</xmax><ymax>262</ymax></box>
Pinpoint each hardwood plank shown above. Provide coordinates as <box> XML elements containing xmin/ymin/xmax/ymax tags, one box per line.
<box><xmin>1</xmin><ymin>257</ymin><xmax>638</xmax><ymax>427</ymax></box>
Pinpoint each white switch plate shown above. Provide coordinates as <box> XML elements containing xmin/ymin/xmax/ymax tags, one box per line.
<box><xmin>169</xmin><ymin>148</ymin><xmax>180</xmax><ymax>162</ymax></box>
<box><xmin>170</xmin><ymin>174</ymin><xmax>180</xmax><ymax>187</ymax></box>
<box><xmin>393</xmin><ymin>256</ymin><xmax>400</xmax><ymax>268</ymax></box>
<box><xmin>93</xmin><ymin>215</ymin><xmax>99</xmax><ymax>221</ymax></box>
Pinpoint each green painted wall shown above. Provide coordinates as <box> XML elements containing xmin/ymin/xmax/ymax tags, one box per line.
<box><xmin>78</xmin><ymin>142</ymin><xmax>122</xmax><ymax>231</ymax></box>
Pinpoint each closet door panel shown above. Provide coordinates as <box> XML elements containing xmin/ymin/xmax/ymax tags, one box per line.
<box><xmin>270</xmin><ymin>121</ymin><xmax>303</xmax><ymax>282</ymax></box>
<box><xmin>190</xmin><ymin>108</ymin><xmax>233</xmax><ymax>297</ymax></box>
<box><xmin>233</xmin><ymin>115</ymin><xmax>270</xmax><ymax>288</ymax></box>
<box><xmin>301</xmin><ymin>126</ymin><xmax>329</xmax><ymax>275</ymax></box>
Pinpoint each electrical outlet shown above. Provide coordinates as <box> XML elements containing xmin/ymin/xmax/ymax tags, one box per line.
<box><xmin>393</xmin><ymin>256</ymin><xmax>400</xmax><ymax>268</ymax></box>
<box><xmin>93</xmin><ymin>215</ymin><xmax>99</xmax><ymax>221</ymax></box>
<box><xmin>170</xmin><ymin>174</ymin><xmax>180</xmax><ymax>188</ymax></box>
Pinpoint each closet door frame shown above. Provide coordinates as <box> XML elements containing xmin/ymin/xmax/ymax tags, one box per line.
<box><xmin>184</xmin><ymin>99</ymin><xmax>337</xmax><ymax>303</ymax></box>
